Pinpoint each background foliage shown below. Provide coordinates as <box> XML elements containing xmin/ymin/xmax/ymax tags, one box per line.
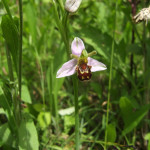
<box><xmin>0</xmin><ymin>0</ymin><xmax>150</xmax><ymax>149</ymax></box>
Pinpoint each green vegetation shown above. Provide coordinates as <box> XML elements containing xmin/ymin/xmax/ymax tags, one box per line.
<box><xmin>0</xmin><ymin>0</ymin><xmax>150</xmax><ymax>149</ymax></box>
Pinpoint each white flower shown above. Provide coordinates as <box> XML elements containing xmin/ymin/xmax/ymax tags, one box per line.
<box><xmin>65</xmin><ymin>0</ymin><xmax>82</xmax><ymax>13</ymax></box>
<box><xmin>56</xmin><ymin>37</ymin><xmax>107</xmax><ymax>81</ymax></box>
<box><xmin>133</xmin><ymin>6</ymin><xmax>150</xmax><ymax>24</ymax></box>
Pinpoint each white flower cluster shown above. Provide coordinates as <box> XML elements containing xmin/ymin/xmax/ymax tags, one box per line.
<box><xmin>133</xmin><ymin>6</ymin><xmax>150</xmax><ymax>24</ymax></box>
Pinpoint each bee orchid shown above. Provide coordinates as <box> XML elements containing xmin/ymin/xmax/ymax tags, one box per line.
<box><xmin>56</xmin><ymin>37</ymin><xmax>107</xmax><ymax>81</ymax></box>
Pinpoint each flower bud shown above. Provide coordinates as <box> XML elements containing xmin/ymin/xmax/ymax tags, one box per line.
<box><xmin>65</xmin><ymin>0</ymin><xmax>82</xmax><ymax>13</ymax></box>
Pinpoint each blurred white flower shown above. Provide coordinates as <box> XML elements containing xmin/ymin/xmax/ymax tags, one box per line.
<box><xmin>133</xmin><ymin>6</ymin><xmax>150</xmax><ymax>24</ymax></box>
<box><xmin>65</xmin><ymin>0</ymin><xmax>82</xmax><ymax>13</ymax></box>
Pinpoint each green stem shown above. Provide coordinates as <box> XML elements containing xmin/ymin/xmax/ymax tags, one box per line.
<box><xmin>53</xmin><ymin>1</ymin><xmax>70</xmax><ymax>58</ymax></box>
<box><xmin>18</xmin><ymin>0</ymin><xmax>23</xmax><ymax>97</ymax></box>
<box><xmin>104</xmin><ymin>2</ymin><xmax>118</xmax><ymax>149</ymax></box>
<box><xmin>57</xmin><ymin>0</ymin><xmax>64</xmax><ymax>13</ymax></box>
<box><xmin>48</xmin><ymin>58</ymin><xmax>59</xmax><ymax>132</ymax></box>
<box><xmin>62</xmin><ymin>9</ymin><xmax>80</xmax><ymax>150</ymax></box>
<box><xmin>63</xmin><ymin>11</ymin><xmax>80</xmax><ymax>150</ymax></box>
<box><xmin>49</xmin><ymin>58</ymin><xmax>53</xmax><ymax>114</ymax></box>
<box><xmin>73</xmin><ymin>76</ymin><xmax>79</xmax><ymax>150</ymax></box>
<box><xmin>143</xmin><ymin>11</ymin><xmax>149</xmax><ymax>149</ymax></box>
<box><xmin>18</xmin><ymin>0</ymin><xmax>23</xmax><ymax>122</ymax></box>
<box><xmin>127</xmin><ymin>13</ymin><xmax>142</xmax><ymax>44</ymax></box>
<box><xmin>35</xmin><ymin>48</ymin><xmax>45</xmax><ymax>109</ymax></box>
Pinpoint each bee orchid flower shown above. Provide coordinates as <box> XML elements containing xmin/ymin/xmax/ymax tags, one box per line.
<box><xmin>56</xmin><ymin>37</ymin><xmax>107</xmax><ymax>81</ymax></box>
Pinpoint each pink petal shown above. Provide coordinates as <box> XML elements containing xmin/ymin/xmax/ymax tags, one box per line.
<box><xmin>88</xmin><ymin>57</ymin><xmax>107</xmax><ymax>72</ymax></box>
<box><xmin>56</xmin><ymin>59</ymin><xmax>77</xmax><ymax>78</ymax></box>
<box><xmin>71</xmin><ymin>37</ymin><xmax>85</xmax><ymax>56</ymax></box>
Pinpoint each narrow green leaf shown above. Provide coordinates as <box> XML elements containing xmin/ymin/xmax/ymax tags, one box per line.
<box><xmin>24</xmin><ymin>2</ymin><xmax>37</xmax><ymax>46</ymax></box>
<box><xmin>19</xmin><ymin>114</ymin><xmax>39</xmax><ymax>150</ymax></box>
<box><xmin>0</xmin><ymin>86</ymin><xmax>16</xmax><ymax>132</ymax></box>
<box><xmin>1</xmin><ymin>15</ymin><xmax>19</xmax><ymax>73</ymax></box>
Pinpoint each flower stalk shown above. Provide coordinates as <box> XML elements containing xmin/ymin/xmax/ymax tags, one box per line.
<box><xmin>104</xmin><ymin>1</ymin><xmax>118</xmax><ymax>149</ymax></box>
<box><xmin>73</xmin><ymin>75</ymin><xmax>79</xmax><ymax>150</ymax></box>
<box><xmin>63</xmin><ymin>15</ymin><xmax>80</xmax><ymax>150</ymax></box>
<box><xmin>18</xmin><ymin>0</ymin><xmax>23</xmax><ymax>123</ymax></box>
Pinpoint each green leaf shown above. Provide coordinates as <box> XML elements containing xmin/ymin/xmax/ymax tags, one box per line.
<box><xmin>145</xmin><ymin>133</ymin><xmax>150</xmax><ymax>150</ymax></box>
<box><xmin>64</xmin><ymin>115</ymin><xmax>75</xmax><ymax>134</ymax></box>
<box><xmin>145</xmin><ymin>133</ymin><xmax>150</xmax><ymax>140</ymax></box>
<box><xmin>21</xmin><ymin>85</ymin><xmax>32</xmax><ymax>104</ymax></box>
<box><xmin>106</xmin><ymin>123</ymin><xmax>116</xmax><ymax>143</ymax></box>
<box><xmin>33</xmin><ymin>103</ymin><xmax>46</xmax><ymax>112</ymax></box>
<box><xmin>1</xmin><ymin>15</ymin><xmax>19</xmax><ymax>72</ymax></box>
<box><xmin>53</xmin><ymin>78</ymin><xmax>65</xmax><ymax>100</ymax></box>
<box><xmin>0</xmin><ymin>108</ymin><xmax>5</xmax><ymax>114</ymax></box>
<box><xmin>37</xmin><ymin>112</ymin><xmax>51</xmax><ymax>130</ymax></box>
<box><xmin>0</xmin><ymin>123</ymin><xmax>12</xmax><ymax>147</ymax></box>
<box><xmin>120</xmin><ymin>97</ymin><xmax>150</xmax><ymax>136</ymax></box>
<box><xmin>119</xmin><ymin>97</ymin><xmax>133</xmax><ymax>126</ymax></box>
<box><xmin>122</xmin><ymin>104</ymin><xmax>150</xmax><ymax>136</ymax></box>
<box><xmin>126</xmin><ymin>43</ymin><xmax>142</xmax><ymax>55</ymax></box>
<box><xmin>24</xmin><ymin>2</ymin><xmax>37</xmax><ymax>46</ymax></box>
<box><xmin>90</xmin><ymin>82</ymin><xmax>102</xmax><ymax>98</ymax></box>
<box><xmin>18</xmin><ymin>114</ymin><xmax>39</xmax><ymax>150</ymax></box>
<box><xmin>80</xmin><ymin>26</ymin><xmax>112</xmax><ymax>59</ymax></box>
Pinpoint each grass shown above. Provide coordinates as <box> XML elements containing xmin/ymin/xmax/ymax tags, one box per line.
<box><xmin>0</xmin><ymin>0</ymin><xmax>150</xmax><ymax>149</ymax></box>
